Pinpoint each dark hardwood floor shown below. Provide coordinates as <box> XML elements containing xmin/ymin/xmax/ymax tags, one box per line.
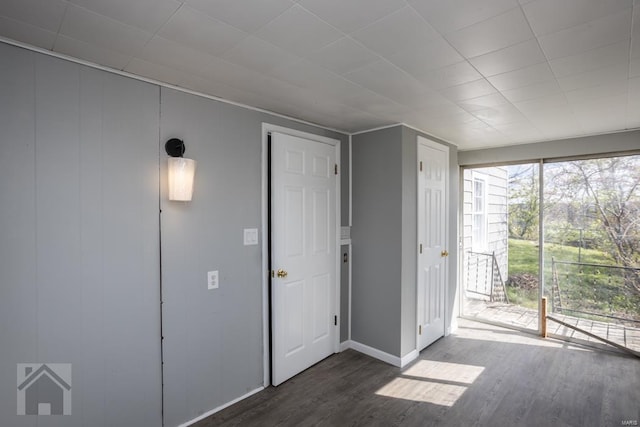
<box><xmin>195</xmin><ymin>319</ymin><xmax>639</xmax><ymax>427</ymax></box>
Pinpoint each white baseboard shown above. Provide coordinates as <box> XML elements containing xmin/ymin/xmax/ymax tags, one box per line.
<box><xmin>343</xmin><ymin>341</ymin><xmax>419</xmax><ymax>368</ymax></box>
<box><xmin>178</xmin><ymin>386</ymin><xmax>264</xmax><ymax>427</ymax></box>
<box><xmin>348</xmin><ymin>340</ymin><xmax>401</xmax><ymax>367</ymax></box>
<box><xmin>400</xmin><ymin>349</ymin><xmax>419</xmax><ymax>367</ymax></box>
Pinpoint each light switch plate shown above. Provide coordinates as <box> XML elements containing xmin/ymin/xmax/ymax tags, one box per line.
<box><xmin>207</xmin><ymin>270</ymin><xmax>219</xmax><ymax>290</ymax></box>
<box><xmin>244</xmin><ymin>228</ymin><xmax>258</xmax><ymax>245</ymax></box>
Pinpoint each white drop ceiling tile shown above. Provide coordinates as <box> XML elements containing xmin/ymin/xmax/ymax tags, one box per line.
<box><xmin>571</xmin><ymin>94</ymin><xmax>627</xmax><ymax>116</ymax></box>
<box><xmin>556</xmin><ymin>64</ymin><xmax>628</xmax><ymax>91</ymax></box>
<box><xmin>256</xmin><ymin>5</ymin><xmax>343</xmax><ymax>56</ymax></box>
<box><xmin>630</xmin><ymin>58</ymin><xmax>640</xmax><ymax>78</ymax></box>
<box><xmin>522</xmin><ymin>0</ymin><xmax>632</xmax><ymax>36</ymax></box>
<box><xmin>60</xmin><ymin>4</ymin><xmax>154</xmax><ymax>56</ymax></box>
<box><xmin>55</xmin><ymin>35</ymin><xmax>131</xmax><ymax>70</ymax></box>
<box><xmin>128</xmin><ymin>57</ymin><xmax>257</xmax><ymax>105</ymax></box>
<box><xmin>158</xmin><ymin>6</ymin><xmax>247</xmax><ymax>57</ymax></box>
<box><xmin>125</xmin><ymin>57</ymin><xmax>186</xmax><ymax>87</ymax></box>
<box><xmin>564</xmin><ymin>80</ymin><xmax>628</xmax><ymax>104</ymax></box>
<box><xmin>67</xmin><ymin>0</ymin><xmax>181</xmax><ymax>33</ymax></box>
<box><xmin>468</xmin><ymin>38</ymin><xmax>546</xmax><ymax>77</ymax></box>
<box><xmin>0</xmin><ymin>15</ymin><xmax>57</xmax><ymax>50</ymax></box>
<box><xmin>633</xmin><ymin>36</ymin><xmax>640</xmax><ymax>59</ymax></box>
<box><xmin>0</xmin><ymin>0</ymin><xmax>67</xmax><ymax>32</ymax></box>
<box><xmin>386</xmin><ymin>36</ymin><xmax>463</xmax><ymax>77</ymax></box>
<box><xmin>627</xmin><ymin>96</ymin><xmax>640</xmax><ymax>128</ymax></box>
<box><xmin>343</xmin><ymin>91</ymin><xmax>414</xmax><ymax>119</ymax></box>
<box><xmin>440</xmin><ymin>79</ymin><xmax>497</xmax><ymax>102</ymax></box>
<box><xmin>269</xmin><ymin>59</ymin><xmax>366</xmax><ymax>102</ymax></box>
<box><xmin>444</xmin><ymin>8</ymin><xmax>534</xmax><ymax>58</ymax></box>
<box><xmin>307</xmin><ymin>37</ymin><xmax>379</xmax><ymax>75</ymax></box>
<box><xmin>298</xmin><ymin>0</ymin><xmax>406</xmax><ymax>33</ymax></box>
<box><xmin>344</xmin><ymin>60</ymin><xmax>441</xmax><ymax>110</ymax></box>
<box><xmin>574</xmin><ymin>99</ymin><xmax>628</xmax><ymax>133</ymax></box>
<box><xmin>628</xmin><ymin>75</ymin><xmax>640</xmax><ymax>94</ymax></box>
<box><xmin>409</xmin><ymin>0</ymin><xmax>518</xmax><ymax>35</ymax></box>
<box><xmin>351</xmin><ymin>6</ymin><xmax>440</xmax><ymax>58</ymax></box>
<box><xmin>537</xmin><ymin>10</ymin><xmax>632</xmax><ymax>60</ymax></box>
<box><xmin>458</xmin><ymin>93</ymin><xmax>510</xmax><ymax>111</ymax></box>
<box><xmin>514</xmin><ymin>93</ymin><xmax>569</xmax><ymax>114</ymax></box>
<box><xmin>580</xmin><ymin>121</ymin><xmax>626</xmax><ymax>135</ymax></box>
<box><xmin>472</xmin><ymin>107</ymin><xmax>526</xmax><ymax>126</ymax></box>
<box><xmin>186</xmin><ymin>0</ymin><xmax>294</xmax><ymax>33</ymax></box>
<box><xmin>487</xmin><ymin>62</ymin><xmax>556</xmax><ymax>91</ymax></box>
<box><xmin>501</xmin><ymin>80</ymin><xmax>563</xmax><ymax>103</ymax></box>
<box><xmin>221</xmin><ymin>36</ymin><xmax>300</xmax><ymax>73</ymax></box>
<box><xmin>417</xmin><ymin>61</ymin><xmax>482</xmax><ymax>90</ymax></box>
<box><xmin>548</xmin><ymin>40</ymin><xmax>630</xmax><ymax>78</ymax></box>
<box><xmin>137</xmin><ymin>36</ymin><xmax>242</xmax><ymax>82</ymax></box>
<box><xmin>493</xmin><ymin>121</ymin><xmax>541</xmax><ymax>136</ymax></box>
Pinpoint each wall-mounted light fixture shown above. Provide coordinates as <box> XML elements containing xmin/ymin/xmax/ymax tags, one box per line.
<box><xmin>165</xmin><ymin>138</ymin><xmax>196</xmax><ymax>201</ymax></box>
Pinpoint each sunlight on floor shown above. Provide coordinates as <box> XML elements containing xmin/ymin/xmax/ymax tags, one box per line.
<box><xmin>404</xmin><ymin>360</ymin><xmax>484</xmax><ymax>384</ymax></box>
<box><xmin>375</xmin><ymin>360</ymin><xmax>485</xmax><ymax>407</ymax></box>
<box><xmin>376</xmin><ymin>378</ymin><xmax>467</xmax><ymax>407</ymax></box>
<box><xmin>458</xmin><ymin>325</ymin><xmax>593</xmax><ymax>352</ymax></box>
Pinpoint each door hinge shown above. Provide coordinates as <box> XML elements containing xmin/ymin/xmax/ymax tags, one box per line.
<box><xmin>419</xmin><ymin>243</ymin><xmax>423</xmax><ymax>254</ymax></box>
<box><xmin>419</xmin><ymin>161</ymin><xmax>423</xmax><ymax>172</ymax></box>
<box><xmin>334</xmin><ymin>315</ymin><xmax>337</xmax><ymax>326</ymax></box>
<box><xmin>334</xmin><ymin>164</ymin><xmax>338</xmax><ymax>175</ymax></box>
<box><xmin>419</xmin><ymin>325</ymin><xmax>422</xmax><ymax>335</ymax></box>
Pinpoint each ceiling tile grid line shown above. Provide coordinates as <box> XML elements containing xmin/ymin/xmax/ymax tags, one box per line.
<box><xmin>0</xmin><ymin>0</ymin><xmax>639</xmax><ymax>149</ymax></box>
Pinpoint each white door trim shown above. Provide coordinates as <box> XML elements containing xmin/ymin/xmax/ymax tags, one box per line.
<box><xmin>261</xmin><ymin>123</ymin><xmax>341</xmax><ymax>387</ymax></box>
<box><xmin>416</xmin><ymin>136</ymin><xmax>449</xmax><ymax>352</ymax></box>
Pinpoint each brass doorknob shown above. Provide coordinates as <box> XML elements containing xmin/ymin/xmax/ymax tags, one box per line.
<box><xmin>441</xmin><ymin>250</ymin><xmax>449</xmax><ymax>257</ymax></box>
<box><xmin>276</xmin><ymin>269</ymin><xmax>288</xmax><ymax>278</ymax></box>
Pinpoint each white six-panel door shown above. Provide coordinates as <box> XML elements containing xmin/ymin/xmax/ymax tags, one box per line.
<box><xmin>417</xmin><ymin>136</ymin><xmax>449</xmax><ymax>351</ymax></box>
<box><xmin>271</xmin><ymin>132</ymin><xmax>337</xmax><ymax>386</ymax></box>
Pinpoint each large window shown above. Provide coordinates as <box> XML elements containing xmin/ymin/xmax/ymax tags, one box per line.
<box><xmin>461</xmin><ymin>154</ymin><xmax>640</xmax><ymax>355</ymax></box>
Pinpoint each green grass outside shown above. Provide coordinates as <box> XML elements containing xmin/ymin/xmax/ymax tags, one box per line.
<box><xmin>506</xmin><ymin>239</ymin><xmax>640</xmax><ymax>320</ymax></box>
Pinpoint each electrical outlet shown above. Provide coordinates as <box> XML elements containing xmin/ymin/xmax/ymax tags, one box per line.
<box><xmin>207</xmin><ymin>270</ymin><xmax>219</xmax><ymax>290</ymax></box>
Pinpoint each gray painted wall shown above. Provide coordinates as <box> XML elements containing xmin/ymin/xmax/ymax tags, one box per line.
<box><xmin>351</xmin><ymin>125</ymin><xmax>458</xmax><ymax>359</ymax></box>
<box><xmin>0</xmin><ymin>42</ymin><xmax>350</xmax><ymax>427</ymax></box>
<box><xmin>0</xmin><ymin>43</ymin><xmax>162</xmax><ymax>426</ymax></box>
<box><xmin>159</xmin><ymin>88</ymin><xmax>348</xmax><ymax>426</ymax></box>
<box><xmin>400</xmin><ymin>127</ymin><xmax>417</xmax><ymax>357</ymax></box>
<box><xmin>352</xmin><ymin>126</ymin><xmax>404</xmax><ymax>356</ymax></box>
<box><xmin>458</xmin><ymin>130</ymin><xmax>640</xmax><ymax>166</ymax></box>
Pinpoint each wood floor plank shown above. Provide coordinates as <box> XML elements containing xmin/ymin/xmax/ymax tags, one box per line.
<box><xmin>195</xmin><ymin>319</ymin><xmax>639</xmax><ymax>427</ymax></box>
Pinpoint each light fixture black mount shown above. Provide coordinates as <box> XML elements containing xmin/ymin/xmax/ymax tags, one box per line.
<box><xmin>165</xmin><ymin>138</ymin><xmax>185</xmax><ymax>158</ymax></box>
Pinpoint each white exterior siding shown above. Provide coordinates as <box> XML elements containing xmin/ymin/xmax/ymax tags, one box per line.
<box><xmin>463</xmin><ymin>167</ymin><xmax>508</xmax><ymax>298</ymax></box>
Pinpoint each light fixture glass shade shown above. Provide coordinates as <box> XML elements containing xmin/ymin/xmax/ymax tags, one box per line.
<box><xmin>168</xmin><ymin>157</ymin><xmax>196</xmax><ymax>201</ymax></box>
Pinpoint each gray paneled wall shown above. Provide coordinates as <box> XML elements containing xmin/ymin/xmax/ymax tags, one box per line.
<box><xmin>0</xmin><ymin>41</ymin><xmax>350</xmax><ymax>427</ymax></box>
<box><xmin>159</xmin><ymin>88</ymin><xmax>348</xmax><ymax>426</ymax></box>
<box><xmin>352</xmin><ymin>126</ymin><xmax>404</xmax><ymax>356</ymax></box>
<box><xmin>0</xmin><ymin>43</ymin><xmax>162</xmax><ymax>426</ymax></box>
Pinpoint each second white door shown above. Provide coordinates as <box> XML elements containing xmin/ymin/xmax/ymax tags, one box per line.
<box><xmin>271</xmin><ymin>131</ymin><xmax>337</xmax><ymax>386</ymax></box>
<box><xmin>417</xmin><ymin>136</ymin><xmax>448</xmax><ymax>351</ymax></box>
